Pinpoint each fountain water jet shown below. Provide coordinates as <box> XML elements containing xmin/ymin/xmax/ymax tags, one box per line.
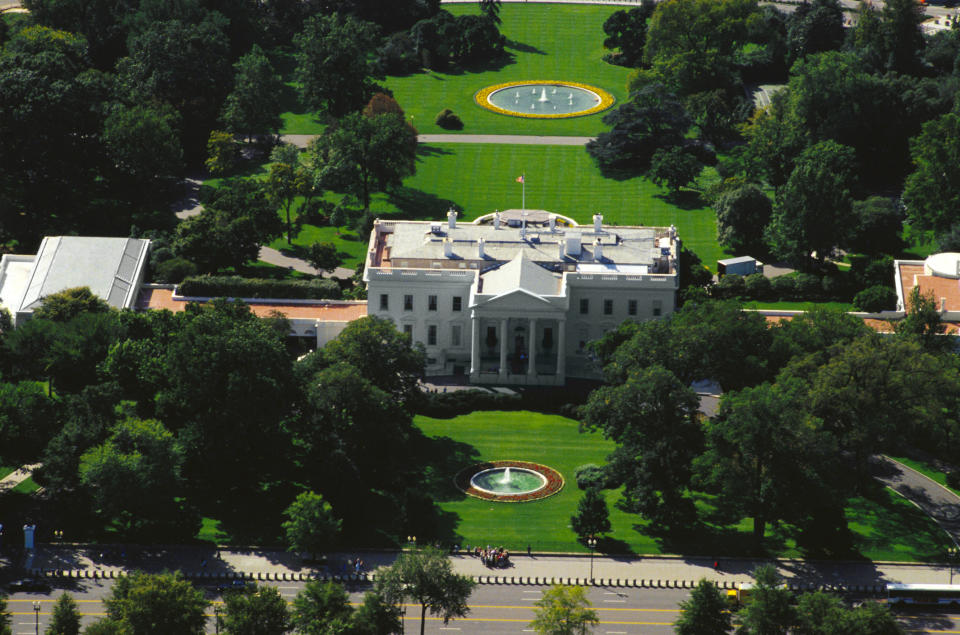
<box><xmin>538</xmin><ymin>87</ymin><xmax>549</xmax><ymax>103</ymax></box>
<box><xmin>500</xmin><ymin>467</ymin><xmax>512</xmax><ymax>484</ymax></box>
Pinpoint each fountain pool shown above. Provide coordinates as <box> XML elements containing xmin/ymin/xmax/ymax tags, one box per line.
<box><xmin>470</xmin><ymin>466</ymin><xmax>547</xmax><ymax>495</ymax></box>
<box><xmin>475</xmin><ymin>81</ymin><xmax>614</xmax><ymax>119</ymax></box>
<box><xmin>455</xmin><ymin>460</ymin><xmax>565</xmax><ymax>502</ymax></box>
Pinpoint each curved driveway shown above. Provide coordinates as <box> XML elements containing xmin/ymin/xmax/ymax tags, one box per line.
<box><xmin>281</xmin><ymin>133</ymin><xmax>595</xmax><ymax>149</ymax></box>
<box><xmin>874</xmin><ymin>455</ymin><xmax>960</xmax><ymax>548</ymax></box>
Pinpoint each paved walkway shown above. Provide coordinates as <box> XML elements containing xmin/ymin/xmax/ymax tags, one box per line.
<box><xmin>19</xmin><ymin>544</ymin><xmax>960</xmax><ymax>590</ymax></box>
<box><xmin>258</xmin><ymin>246</ymin><xmax>355</xmax><ymax>280</ymax></box>
<box><xmin>281</xmin><ymin>134</ymin><xmax>595</xmax><ymax>149</ymax></box>
<box><xmin>0</xmin><ymin>464</ymin><xmax>40</xmax><ymax>495</ymax></box>
<box><xmin>874</xmin><ymin>455</ymin><xmax>960</xmax><ymax>548</ymax></box>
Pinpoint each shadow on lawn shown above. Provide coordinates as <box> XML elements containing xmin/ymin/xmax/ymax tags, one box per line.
<box><xmin>505</xmin><ymin>38</ymin><xmax>546</xmax><ymax>55</ymax></box>
<box><xmin>388</xmin><ymin>186</ymin><xmax>460</xmax><ymax>221</ymax></box>
<box><xmin>416</xmin><ymin>144</ymin><xmax>455</xmax><ymax>158</ymax></box>
<box><xmin>411</xmin><ymin>432</ymin><xmax>480</xmax><ymax>503</ymax></box>
<box><xmin>653</xmin><ymin>189</ymin><xmax>705</xmax><ymax>210</ymax></box>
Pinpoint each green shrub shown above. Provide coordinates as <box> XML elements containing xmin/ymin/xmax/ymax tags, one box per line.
<box><xmin>793</xmin><ymin>273</ymin><xmax>821</xmax><ymax>300</ymax></box>
<box><xmin>178</xmin><ymin>276</ymin><xmax>341</xmax><ymax>300</ymax></box>
<box><xmin>947</xmin><ymin>470</ymin><xmax>960</xmax><ymax>490</ymax></box>
<box><xmin>574</xmin><ymin>464</ymin><xmax>609</xmax><ymax>490</ymax></box>
<box><xmin>417</xmin><ymin>389</ymin><xmax>522</xmax><ymax>418</ymax></box>
<box><xmin>154</xmin><ymin>258</ymin><xmax>198</xmax><ymax>284</ymax></box>
<box><xmin>435</xmin><ymin>108</ymin><xmax>464</xmax><ymax>130</ymax></box>
<box><xmin>853</xmin><ymin>285</ymin><xmax>897</xmax><ymax>312</ymax></box>
<box><xmin>712</xmin><ymin>274</ymin><xmax>745</xmax><ymax>299</ymax></box>
<box><xmin>770</xmin><ymin>275</ymin><xmax>795</xmax><ymax>300</ymax></box>
<box><xmin>744</xmin><ymin>273</ymin><xmax>772</xmax><ymax>301</ymax></box>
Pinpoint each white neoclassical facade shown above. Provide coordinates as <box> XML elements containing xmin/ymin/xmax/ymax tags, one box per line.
<box><xmin>363</xmin><ymin>209</ymin><xmax>680</xmax><ymax>386</ymax></box>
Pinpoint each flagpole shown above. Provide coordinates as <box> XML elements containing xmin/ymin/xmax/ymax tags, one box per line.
<box><xmin>522</xmin><ymin>172</ymin><xmax>525</xmax><ymax>211</ymax></box>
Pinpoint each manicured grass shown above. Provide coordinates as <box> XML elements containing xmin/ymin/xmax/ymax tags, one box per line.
<box><xmin>384</xmin><ymin>4</ymin><xmax>634</xmax><ymax>137</ymax></box>
<box><xmin>10</xmin><ymin>477</ymin><xmax>40</xmax><ymax>495</ymax></box>
<box><xmin>742</xmin><ymin>301</ymin><xmax>856</xmax><ymax>311</ymax></box>
<box><xmin>416</xmin><ymin>411</ymin><xmax>953</xmax><ymax>560</ymax></box>
<box><xmin>268</xmin><ymin>226</ymin><xmax>369</xmax><ymax>271</ymax></box>
<box><xmin>196</xmin><ymin>517</ymin><xmax>232</xmax><ymax>544</ymax></box>
<box><xmin>215</xmin><ymin>143</ymin><xmax>728</xmax><ymax>273</ymax></box>
<box><xmin>279</xmin><ymin>4</ymin><xmax>634</xmax><ymax>136</ymax></box>
<box><xmin>846</xmin><ymin>487</ymin><xmax>953</xmax><ymax>562</ymax></box>
<box><xmin>889</xmin><ymin>456</ymin><xmax>960</xmax><ymax>498</ymax></box>
<box><xmin>0</xmin><ymin>466</ymin><xmax>15</xmax><ymax>481</ymax></box>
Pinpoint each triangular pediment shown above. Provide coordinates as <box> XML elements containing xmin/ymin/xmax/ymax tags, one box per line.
<box><xmin>474</xmin><ymin>288</ymin><xmax>556</xmax><ymax>311</ymax></box>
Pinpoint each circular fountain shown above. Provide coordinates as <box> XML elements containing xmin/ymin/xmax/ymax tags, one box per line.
<box><xmin>455</xmin><ymin>460</ymin><xmax>564</xmax><ymax>502</ymax></box>
<box><xmin>470</xmin><ymin>466</ymin><xmax>547</xmax><ymax>496</ymax></box>
<box><xmin>475</xmin><ymin>81</ymin><xmax>614</xmax><ymax>119</ymax></box>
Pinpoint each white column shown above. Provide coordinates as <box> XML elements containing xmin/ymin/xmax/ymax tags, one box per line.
<box><xmin>527</xmin><ymin>317</ymin><xmax>538</xmax><ymax>375</ymax></box>
<box><xmin>499</xmin><ymin>318</ymin><xmax>509</xmax><ymax>379</ymax></box>
<box><xmin>470</xmin><ymin>315</ymin><xmax>480</xmax><ymax>376</ymax></box>
<box><xmin>557</xmin><ymin>319</ymin><xmax>566</xmax><ymax>380</ymax></box>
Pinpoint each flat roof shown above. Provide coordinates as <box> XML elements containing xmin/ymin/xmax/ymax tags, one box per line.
<box><xmin>137</xmin><ymin>288</ymin><xmax>368</xmax><ymax>322</ymax></box>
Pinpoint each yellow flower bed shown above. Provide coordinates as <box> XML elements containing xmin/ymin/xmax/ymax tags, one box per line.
<box><xmin>474</xmin><ymin>80</ymin><xmax>615</xmax><ymax>119</ymax></box>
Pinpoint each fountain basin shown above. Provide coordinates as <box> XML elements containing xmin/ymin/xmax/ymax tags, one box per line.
<box><xmin>475</xmin><ymin>81</ymin><xmax>615</xmax><ymax>119</ymax></box>
<box><xmin>455</xmin><ymin>460</ymin><xmax>565</xmax><ymax>503</ymax></box>
<box><xmin>470</xmin><ymin>467</ymin><xmax>546</xmax><ymax>496</ymax></box>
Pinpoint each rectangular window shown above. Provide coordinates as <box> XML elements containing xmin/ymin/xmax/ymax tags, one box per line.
<box><xmin>403</xmin><ymin>324</ymin><xmax>413</xmax><ymax>339</ymax></box>
<box><xmin>452</xmin><ymin>296</ymin><xmax>462</xmax><ymax>312</ymax></box>
<box><xmin>579</xmin><ymin>298</ymin><xmax>589</xmax><ymax>315</ymax></box>
<box><xmin>379</xmin><ymin>294</ymin><xmax>389</xmax><ymax>311</ymax></box>
<box><xmin>603</xmin><ymin>299</ymin><xmax>613</xmax><ymax>315</ymax></box>
<box><xmin>428</xmin><ymin>295</ymin><xmax>438</xmax><ymax>311</ymax></box>
<box><xmin>451</xmin><ymin>324</ymin><xmax>462</xmax><ymax>347</ymax></box>
<box><xmin>653</xmin><ymin>300</ymin><xmax>662</xmax><ymax>317</ymax></box>
<box><xmin>427</xmin><ymin>324</ymin><xmax>437</xmax><ymax>346</ymax></box>
<box><xmin>404</xmin><ymin>294</ymin><xmax>413</xmax><ymax>311</ymax></box>
<box><xmin>628</xmin><ymin>299</ymin><xmax>638</xmax><ymax>316</ymax></box>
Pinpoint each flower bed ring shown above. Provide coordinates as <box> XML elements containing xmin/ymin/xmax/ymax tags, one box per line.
<box><xmin>455</xmin><ymin>460</ymin><xmax>564</xmax><ymax>503</ymax></box>
<box><xmin>475</xmin><ymin>81</ymin><xmax>615</xmax><ymax>119</ymax></box>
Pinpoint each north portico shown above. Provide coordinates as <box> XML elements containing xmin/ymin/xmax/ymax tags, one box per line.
<box><xmin>363</xmin><ymin>209</ymin><xmax>680</xmax><ymax>386</ymax></box>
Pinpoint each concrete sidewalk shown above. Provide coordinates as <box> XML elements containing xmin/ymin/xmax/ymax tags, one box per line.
<box><xmin>22</xmin><ymin>545</ymin><xmax>960</xmax><ymax>591</ymax></box>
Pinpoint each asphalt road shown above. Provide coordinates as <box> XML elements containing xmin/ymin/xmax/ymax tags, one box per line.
<box><xmin>8</xmin><ymin>580</ymin><xmax>960</xmax><ymax>634</ymax></box>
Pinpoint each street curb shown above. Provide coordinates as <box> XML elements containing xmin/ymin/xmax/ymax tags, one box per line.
<box><xmin>26</xmin><ymin>568</ymin><xmax>889</xmax><ymax>594</ymax></box>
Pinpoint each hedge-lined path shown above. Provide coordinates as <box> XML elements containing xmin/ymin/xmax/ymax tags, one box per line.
<box><xmin>259</xmin><ymin>245</ymin><xmax>355</xmax><ymax>280</ymax></box>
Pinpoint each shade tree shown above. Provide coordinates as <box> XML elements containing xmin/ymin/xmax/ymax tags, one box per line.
<box><xmin>580</xmin><ymin>364</ymin><xmax>703</xmax><ymax>527</ymax></box>
<box><xmin>714</xmin><ymin>184</ymin><xmax>772</xmax><ymax>256</ymax></box>
<box><xmin>221</xmin><ymin>44</ymin><xmax>284</xmax><ymax>142</ymax></box>
<box><xmin>101</xmin><ymin>571</ymin><xmax>208</xmax><ymax>635</ymax></box>
<box><xmin>530</xmin><ymin>585</ymin><xmax>599</xmax><ymax>635</ymax></box>
<box><xmin>602</xmin><ymin>4</ymin><xmax>655</xmax><ymax>67</ymax></box>
<box><xmin>220</xmin><ymin>585</ymin><xmax>291</xmax><ymax>635</ymax></box>
<box><xmin>675</xmin><ymin>579</ymin><xmax>732</xmax><ymax>635</ymax></box>
<box><xmin>282</xmin><ymin>491</ymin><xmax>341</xmax><ymax>560</ymax></box>
<box><xmin>294</xmin><ymin>13</ymin><xmax>380</xmax><ymax>119</ymax></box>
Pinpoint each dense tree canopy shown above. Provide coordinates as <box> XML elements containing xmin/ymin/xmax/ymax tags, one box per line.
<box><xmin>101</xmin><ymin>571</ymin><xmax>209</xmax><ymax>635</ymax></box>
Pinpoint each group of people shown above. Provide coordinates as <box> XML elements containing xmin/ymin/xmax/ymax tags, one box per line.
<box><xmin>472</xmin><ymin>545</ymin><xmax>510</xmax><ymax>568</ymax></box>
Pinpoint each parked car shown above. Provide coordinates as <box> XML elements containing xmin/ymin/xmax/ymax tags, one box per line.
<box><xmin>215</xmin><ymin>579</ymin><xmax>255</xmax><ymax>593</ymax></box>
<box><xmin>6</xmin><ymin>578</ymin><xmax>51</xmax><ymax>593</ymax></box>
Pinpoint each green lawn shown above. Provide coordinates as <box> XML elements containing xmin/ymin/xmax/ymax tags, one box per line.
<box><xmin>416</xmin><ymin>410</ymin><xmax>953</xmax><ymax>560</ymax></box>
<box><xmin>253</xmin><ymin>143</ymin><xmax>726</xmax><ymax>272</ymax></box>
<box><xmin>280</xmin><ymin>4</ymin><xmax>634</xmax><ymax>136</ymax></box>
<box><xmin>0</xmin><ymin>466</ymin><xmax>14</xmax><ymax>481</ymax></box>
<box><xmin>10</xmin><ymin>477</ymin><xmax>40</xmax><ymax>495</ymax></box>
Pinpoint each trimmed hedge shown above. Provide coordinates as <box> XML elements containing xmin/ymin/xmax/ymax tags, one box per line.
<box><xmin>178</xmin><ymin>276</ymin><xmax>342</xmax><ymax>300</ymax></box>
<box><xmin>417</xmin><ymin>389</ymin><xmax>522</xmax><ymax>418</ymax></box>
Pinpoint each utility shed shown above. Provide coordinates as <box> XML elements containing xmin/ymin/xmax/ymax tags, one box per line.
<box><xmin>718</xmin><ymin>256</ymin><xmax>760</xmax><ymax>278</ymax></box>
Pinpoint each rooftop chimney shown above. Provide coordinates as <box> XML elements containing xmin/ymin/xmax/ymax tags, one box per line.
<box><xmin>447</xmin><ymin>208</ymin><xmax>457</xmax><ymax>229</ymax></box>
<box><xmin>478</xmin><ymin>237</ymin><xmax>485</xmax><ymax>259</ymax></box>
<box><xmin>549</xmin><ymin>215</ymin><xmax>556</xmax><ymax>231</ymax></box>
<box><xmin>494</xmin><ymin>211</ymin><xmax>501</xmax><ymax>230</ymax></box>
<box><xmin>593</xmin><ymin>213</ymin><xmax>603</xmax><ymax>233</ymax></box>
<box><xmin>594</xmin><ymin>239</ymin><xmax>603</xmax><ymax>262</ymax></box>
<box><xmin>443</xmin><ymin>238</ymin><xmax>453</xmax><ymax>258</ymax></box>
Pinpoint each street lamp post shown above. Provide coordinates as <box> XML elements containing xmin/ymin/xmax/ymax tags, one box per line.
<box><xmin>33</xmin><ymin>601</ymin><xmax>40</xmax><ymax>635</ymax></box>
<box><xmin>950</xmin><ymin>547</ymin><xmax>959</xmax><ymax>585</ymax></box>
<box><xmin>214</xmin><ymin>605</ymin><xmax>223</xmax><ymax>634</ymax></box>
<box><xmin>587</xmin><ymin>536</ymin><xmax>597</xmax><ymax>582</ymax></box>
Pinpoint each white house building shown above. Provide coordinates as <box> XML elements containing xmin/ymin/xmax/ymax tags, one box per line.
<box><xmin>363</xmin><ymin>209</ymin><xmax>680</xmax><ymax>385</ymax></box>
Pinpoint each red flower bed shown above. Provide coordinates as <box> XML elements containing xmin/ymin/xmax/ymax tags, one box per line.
<box><xmin>454</xmin><ymin>460</ymin><xmax>564</xmax><ymax>503</ymax></box>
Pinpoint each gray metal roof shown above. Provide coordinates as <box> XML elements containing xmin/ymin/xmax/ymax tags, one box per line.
<box><xmin>481</xmin><ymin>250</ymin><xmax>562</xmax><ymax>297</ymax></box>
<box><xmin>19</xmin><ymin>236</ymin><xmax>150</xmax><ymax>311</ymax></box>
